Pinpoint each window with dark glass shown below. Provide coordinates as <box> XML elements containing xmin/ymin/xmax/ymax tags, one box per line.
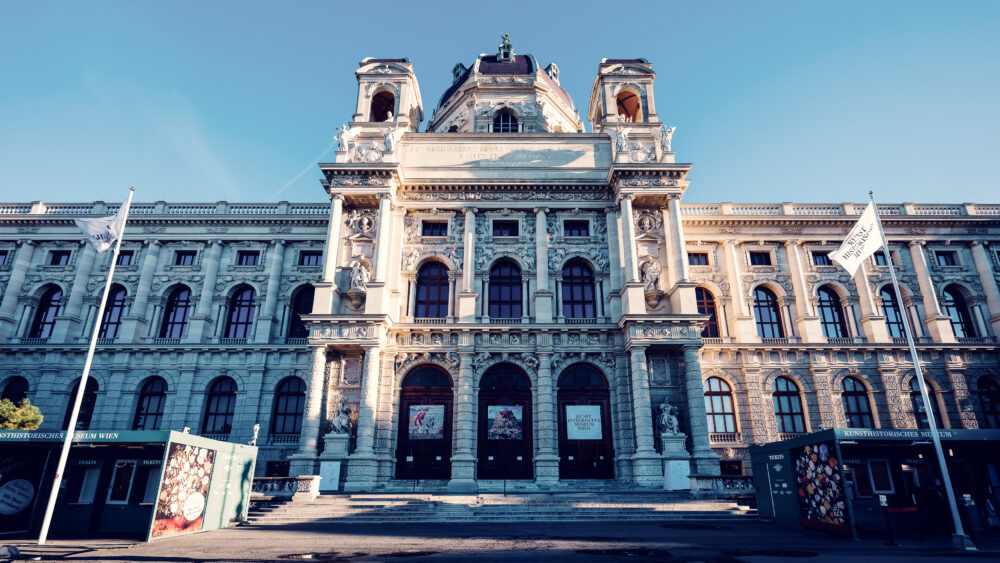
<box><xmin>696</xmin><ymin>287</ymin><xmax>719</xmax><ymax>338</ymax></box>
<box><xmin>493</xmin><ymin>109</ymin><xmax>518</xmax><ymax>132</ymax></box>
<box><xmin>237</xmin><ymin>251</ymin><xmax>259</xmax><ymax>266</ymax></box>
<box><xmin>873</xmin><ymin>251</ymin><xmax>889</xmax><ymax>266</ymax></box>
<box><xmin>812</xmin><ymin>252</ymin><xmax>832</xmax><ymax>266</ymax></box>
<box><xmin>370</xmin><ymin>91</ymin><xmax>394</xmax><ymax>122</ymax></box>
<box><xmin>106</xmin><ymin>460</ymin><xmax>137</xmax><ymax>503</ymax></box>
<box><xmin>562</xmin><ymin>260</ymin><xmax>596</xmax><ymax>319</ymax></box>
<box><xmin>421</xmin><ymin>221</ymin><xmax>448</xmax><ymax>237</ymax></box>
<box><xmin>978</xmin><ymin>377</ymin><xmax>1000</xmax><ymax>429</ymax></box>
<box><xmin>63</xmin><ymin>378</ymin><xmax>98</xmax><ymax>430</ymax></box>
<box><xmin>286</xmin><ymin>285</ymin><xmax>314</xmax><ymax>338</ymax></box>
<box><xmin>1</xmin><ymin>376</ymin><xmax>28</xmax><ymax>403</ymax></box>
<box><xmin>29</xmin><ymin>286</ymin><xmax>62</xmax><ymax>339</ymax></box>
<box><xmin>880</xmin><ymin>287</ymin><xmax>906</xmax><ymax>338</ymax></box>
<box><xmin>298</xmin><ymin>250</ymin><xmax>322</xmax><ymax>266</ymax></box>
<box><xmin>817</xmin><ymin>286</ymin><xmax>849</xmax><ymax>338</ymax></box>
<box><xmin>224</xmin><ymin>286</ymin><xmax>256</xmax><ymax>339</ymax></box>
<box><xmin>753</xmin><ymin>287</ymin><xmax>784</xmax><ymax>338</ymax></box>
<box><xmin>415</xmin><ymin>262</ymin><xmax>449</xmax><ymax>318</ymax></box>
<box><xmin>98</xmin><ymin>285</ymin><xmax>127</xmax><ymax>340</ymax></box>
<box><xmin>174</xmin><ymin>250</ymin><xmax>196</xmax><ymax>266</ymax></box>
<box><xmin>115</xmin><ymin>250</ymin><xmax>133</xmax><ymax>266</ymax></box>
<box><xmin>489</xmin><ymin>260</ymin><xmax>522</xmax><ymax>319</ymax></box>
<box><xmin>936</xmin><ymin>251</ymin><xmax>957</xmax><ymax>266</ymax></box>
<box><xmin>688</xmin><ymin>252</ymin><xmax>709</xmax><ymax>266</ymax></box>
<box><xmin>492</xmin><ymin>220</ymin><xmax>518</xmax><ymax>237</ymax></box>
<box><xmin>909</xmin><ymin>378</ymin><xmax>943</xmax><ymax>429</ymax></box>
<box><xmin>749</xmin><ymin>251</ymin><xmax>772</xmax><ymax>266</ymax></box>
<box><xmin>271</xmin><ymin>377</ymin><xmax>306</xmax><ymax>435</ymax></box>
<box><xmin>772</xmin><ymin>377</ymin><xmax>805</xmax><ymax>434</ymax></box>
<box><xmin>0</xmin><ymin>250</ymin><xmax>8</xmax><ymax>266</ymax></box>
<box><xmin>841</xmin><ymin>377</ymin><xmax>874</xmax><ymax>428</ymax></box>
<box><xmin>159</xmin><ymin>286</ymin><xmax>191</xmax><ymax>339</ymax></box>
<box><xmin>704</xmin><ymin>377</ymin><xmax>736</xmax><ymax>434</ymax></box>
<box><xmin>132</xmin><ymin>377</ymin><xmax>167</xmax><ymax>430</ymax></box>
<box><xmin>942</xmin><ymin>285</ymin><xmax>976</xmax><ymax>338</ymax></box>
<box><xmin>563</xmin><ymin>220</ymin><xmax>589</xmax><ymax>237</ymax></box>
<box><xmin>202</xmin><ymin>377</ymin><xmax>237</xmax><ymax>434</ymax></box>
<box><xmin>49</xmin><ymin>250</ymin><xmax>71</xmax><ymax>266</ymax></box>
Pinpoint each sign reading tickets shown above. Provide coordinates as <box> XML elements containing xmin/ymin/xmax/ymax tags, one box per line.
<box><xmin>566</xmin><ymin>405</ymin><xmax>602</xmax><ymax>440</ymax></box>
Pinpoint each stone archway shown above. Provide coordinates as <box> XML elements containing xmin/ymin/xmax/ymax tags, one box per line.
<box><xmin>395</xmin><ymin>365</ymin><xmax>454</xmax><ymax>479</ymax></box>
<box><xmin>477</xmin><ymin>363</ymin><xmax>533</xmax><ymax>479</ymax></box>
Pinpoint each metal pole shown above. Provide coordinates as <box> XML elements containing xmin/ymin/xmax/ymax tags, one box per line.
<box><xmin>868</xmin><ymin>191</ymin><xmax>975</xmax><ymax>551</ymax></box>
<box><xmin>37</xmin><ymin>188</ymin><xmax>135</xmax><ymax>545</ymax></box>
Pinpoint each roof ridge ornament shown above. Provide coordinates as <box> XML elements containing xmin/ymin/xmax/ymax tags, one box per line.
<box><xmin>498</xmin><ymin>32</ymin><xmax>514</xmax><ymax>62</ymax></box>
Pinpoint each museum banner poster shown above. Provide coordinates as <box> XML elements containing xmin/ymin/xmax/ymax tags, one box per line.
<box><xmin>565</xmin><ymin>405</ymin><xmax>602</xmax><ymax>440</ymax></box>
<box><xmin>793</xmin><ymin>441</ymin><xmax>849</xmax><ymax>534</ymax></box>
<box><xmin>487</xmin><ymin>405</ymin><xmax>522</xmax><ymax>440</ymax></box>
<box><xmin>151</xmin><ymin>443</ymin><xmax>216</xmax><ymax>539</ymax></box>
<box><xmin>408</xmin><ymin>405</ymin><xmax>445</xmax><ymax>440</ymax></box>
<box><xmin>0</xmin><ymin>446</ymin><xmax>49</xmax><ymax>534</ymax></box>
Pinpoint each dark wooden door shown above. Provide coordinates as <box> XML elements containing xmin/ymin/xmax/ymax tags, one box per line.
<box><xmin>396</xmin><ymin>390</ymin><xmax>452</xmax><ymax>479</ymax></box>
<box><xmin>477</xmin><ymin>389</ymin><xmax>533</xmax><ymax>479</ymax></box>
<box><xmin>558</xmin><ymin>391</ymin><xmax>614</xmax><ymax>479</ymax></box>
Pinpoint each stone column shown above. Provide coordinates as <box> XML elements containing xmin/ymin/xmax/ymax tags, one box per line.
<box><xmin>448</xmin><ymin>350</ymin><xmax>477</xmax><ymax>492</ymax></box>
<box><xmin>533</xmin><ymin>207</ymin><xmax>553</xmax><ymax>322</ymax></box>
<box><xmin>970</xmin><ymin>241</ymin><xmax>1000</xmax><ymax>336</ymax></box>
<box><xmin>683</xmin><ymin>346</ymin><xmax>720</xmax><ymax>475</ymax></box>
<box><xmin>784</xmin><ymin>240</ymin><xmax>822</xmax><ymax>342</ymax></box>
<box><xmin>51</xmin><ymin>244</ymin><xmax>97</xmax><ymax>342</ymax></box>
<box><xmin>534</xmin><ymin>351</ymin><xmax>559</xmax><ymax>485</ymax></box>
<box><xmin>724</xmin><ymin>240</ymin><xmax>756</xmax><ymax>341</ymax></box>
<box><xmin>254</xmin><ymin>240</ymin><xmax>285</xmax><ymax>344</ymax></box>
<box><xmin>364</xmin><ymin>195</ymin><xmax>393</xmax><ymax>314</ymax></box>
<box><xmin>855</xmin><ymin>259</ymin><xmax>889</xmax><ymax>342</ymax></box>
<box><xmin>619</xmin><ymin>195</ymin><xmax>646</xmax><ymax>314</ymax></box>
<box><xmin>605</xmin><ymin>208</ymin><xmax>623</xmax><ymax>320</ymax></box>
<box><xmin>908</xmin><ymin>241</ymin><xmax>954</xmax><ymax>342</ymax></box>
<box><xmin>628</xmin><ymin>346</ymin><xmax>663</xmax><ymax>487</ymax></box>
<box><xmin>667</xmin><ymin>195</ymin><xmax>689</xmax><ymax>282</ymax></box>
<box><xmin>345</xmin><ymin>345</ymin><xmax>381</xmax><ymax>491</ymax></box>
<box><xmin>666</xmin><ymin>196</ymin><xmax>698</xmax><ymax>314</ymax></box>
<box><xmin>0</xmin><ymin>240</ymin><xmax>35</xmax><ymax>339</ymax></box>
<box><xmin>121</xmin><ymin>240</ymin><xmax>160</xmax><ymax>342</ymax></box>
<box><xmin>456</xmin><ymin>208</ymin><xmax>478</xmax><ymax>322</ymax></box>
<box><xmin>187</xmin><ymin>240</ymin><xmax>222</xmax><ymax>342</ymax></box>
<box><xmin>313</xmin><ymin>194</ymin><xmax>344</xmax><ymax>315</ymax></box>
<box><xmin>289</xmin><ymin>346</ymin><xmax>327</xmax><ymax>476</ymax></box>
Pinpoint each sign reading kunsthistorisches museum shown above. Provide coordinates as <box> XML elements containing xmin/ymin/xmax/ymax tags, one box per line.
<box><xmin>565</xmin><ymin>405</ymin><xmax>603</xmax><ymax>440</ymax></box>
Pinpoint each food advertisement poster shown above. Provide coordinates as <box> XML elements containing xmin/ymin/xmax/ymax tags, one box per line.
<box><xmin>565</xmin><ymin>405</ymin><xmax>602</xmax><ymax>440</ymax></box>
<box><xmin>151</xmin><ymin>443</ymin><xmax>216</xmax><ymax>538</ymax></box>
<box><xmin>408</xmin><ymin>404</ymin><xmax>445</xmax><ymax>440</ymax></box>
<box><xmin>793</xmin><ymin>441</ymin><xmax>849</xmax><ymax>534</ymax></box>
<box><xmin>487</xmin><ymin>405</ymin><xmax>523</xmax><ymax>440</ymax></box>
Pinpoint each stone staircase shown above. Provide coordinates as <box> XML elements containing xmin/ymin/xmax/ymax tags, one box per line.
<box><xmin>245</xmin><ymin>491</ymin><xmax>757</xmax><ymax>525</ymax></box>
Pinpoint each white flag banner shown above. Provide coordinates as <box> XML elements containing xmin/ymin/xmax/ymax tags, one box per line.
<box><xmin>829</xmin><ymin>201</ymin><xmax>883</xmax><ymax>277</ymax></box>
<box><xmin>74</xmin><ymin>204</ymin><xmax>127</xmax><ymax>253</ymax></box>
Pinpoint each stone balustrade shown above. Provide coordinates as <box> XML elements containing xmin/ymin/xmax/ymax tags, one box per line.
<box><xmin>689</xmin><ymin>474</ymin><xmax>755</xmax><ymax>499</ymax></box>
<box><xmin>680</xmin><ymin>202</ymin><xmax>1000</xmax><ymax>217</ymax></box>
<box><xmin>251</xmin><ymin>475</ymin><xmax>322</xmax><ymax>503</ymax></box>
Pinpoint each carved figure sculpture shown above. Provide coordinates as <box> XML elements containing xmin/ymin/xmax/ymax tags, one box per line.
<box><xmin>330</xmin><ymin>401</ymin><xmax>353</xmax><ymax>434</ymax></box>
<box><xmin>350</xmin><ymin>261</ymin><xmax>371</xmax><ymax>291</ymax></box>
<box><xmin>658</xmin><ymin>401</ymin><xmax>680</xmax><ymax>435</ymax></box>
<box><xmin>336</xmin><ymin>124</ymin><xmax>351</xmax><ymax>151</ymax></box>
<box><xmin>609</xmin><ymin>126</ymin><xmax>629</xmax><ymax>153</ymax></box>
<box><xmin>660</xmin><ymin>125</ymin><xmax>676</xmax><ymax>152</ymax></box>
<box><xmin>641</xmin><ymin>260</ymin><xmax>662</xmax><ymax>291</ymax></box>
<box><xmin>383</xmin><ymin>128</ymin><xmax>394</xmax><ymax>152</ymax></box>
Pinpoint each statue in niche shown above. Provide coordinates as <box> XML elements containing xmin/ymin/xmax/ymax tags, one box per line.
<box><xmin>609</xmin><ymin>126</ymin><xmax>629</xmax><ymax>153</ymax></box>
<box><xmin>329</xmin><ymin>399</ymin><xmax>353</xmax><ymax>435</ymax></box>
<box><xmin>349</xmin><ymin>261</ymin><xmax>371</xmax><ymax>291</ymax></box>
<box><xmin>657</xmin><ymin>401</ymin><xmax>680</xmax><ymax>435</ymax></box>
<box><xmin>641</xmin><ymin>259</ymin><xmax>661</xmax><ymax>291</ymax></box>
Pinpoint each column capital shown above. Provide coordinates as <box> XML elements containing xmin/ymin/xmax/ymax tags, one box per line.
<box><xmin>270</xmin><ymin>239</ymin><xmax>286</xmax><ymax>247</ymax></box>
<box><xmin>971</xmin><ymin>240</ymin><xmax>986</xmax><ymax>248</ymax></box>
<box><xmin>17</xmin><ymin>239</ymin><xmax>36</xmax><ymax>247</ymax></box>
<box><xmin>465</xmin><ymin>207</ymin><xmax>478</xmax><ymax>215</ymax></box>
<box><xmin>377</xmin><ymin>192</ymin><xmax>393</xmax><ymax>201</ymax></box>
<box><xmin>209</xmin><ymin>239</ymin><xmax>224</xmax><ymax>247</ymax></box>
<box><xmin>784</xmin><ymin>239</ymin><xmax>801</xmax><ymax>247</ymax></box>
<box><xmin>329</xmin><ymin>193</ymin><xmax>345</xmax><ymax>202</ymax></box>
<box><xmin>142</xmin><ymin>239</ymin><xmax>162</xmax><ymax>248</ymax></box>
<box><xmin>618</xmin><ymin>193</ymin><xmax>636</xmax><ymax>203</ymax></box>
<box><xmin>533</xmin><ymin>207</ymin><xmax>549</xmax><ymax>215</ymax></box>
<box><xmin>666</xmin><ymin>193</ymin><xmax>681</xmax><ymax>201</ymax></box>
<box><xmin>909</xmin><ymin>240</ymin><xmax>926</xmax><ymax>248</ymax></box>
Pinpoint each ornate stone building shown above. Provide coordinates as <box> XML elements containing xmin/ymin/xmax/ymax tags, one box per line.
<box><xmin>2</xmin><ymin>38</ymin><xmax>999</xmax><ymax>491</ymax></box>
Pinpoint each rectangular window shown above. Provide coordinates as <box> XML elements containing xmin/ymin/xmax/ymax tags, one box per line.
<box><xmin>237</xmin><ymin>250</ymin><xmax>260</xmax><ymax>266</ymax></box>
<box><xmin>298</xmin><ymin>250</ymin><xmax>322</xmax><ymax>266</ymax></box>
<box><xmin>492</xmin><ymin>220</ymin><xmax>518</xmax><ymax>237</ymax></box>
<box><xmin>107</xmin><ymin>459</ymin><xmax>137</xmax><ymax>503</ymax></box>
<box><xmin>936</xmin><ymin>251</ymin><xmax>957</xmax><ymax>266</ymax></box>
<box><xmin>563</xmin><ymin>220</ymin><xmax>589</xmax><ymax>237</ymax></box>
<box><xmin>0</xmin><ymin>250</ymin><xmax>8</xmax><ymax>266</ymax></box>
<box><xmin>50</xmin><ymin>250</ymin><xmax>71</xmax><ymax>266</ymax></box>
<box><xmin>812</xmin><ymin>252</ymin><xmax>832</xmax><ymax>266</ymax></box>
<box><xmin>69</xmin><ymin>466</ymin><xmax>101</xmax><ymax>504</ymax></box>
<box><xmin>867</xmin><ymin>459</ymin><xmax>895</xmax><ymax>494</ymax></box>
<box><xmin>688</xmin><ymin>252</ymin><xmax>709</xmax><ymax>266</ymax></box>
<box><xmin>873</xmin><ymin>251</ymin><xmax>889</xmax><ymax>266</ymax></box>
<box><xmin>116</xmin><ymin>250</ymin><xmax>134</xmax><ymax>266</ymax></box>
<box><xmin>175</xmin><ymin>250</ymin><xmax>196</xmax><ymax>266</ymax></box>
<box><xmin>748</xmin><ymin>251</ymin><xmax>771</xmax><ymax>266</ymax></box>
<box><xmin>131</xmin><ymin>464</ymin><xmax>162</xmax><ymax>504</ymax></box>
<box><xmin>421</xmin><ymin>221</ymin><xmax>448</xmax><ymax>237</ymax></box>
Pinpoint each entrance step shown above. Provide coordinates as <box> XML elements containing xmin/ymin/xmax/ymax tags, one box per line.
<box><xmin>244</xmin><ymin>492</ymin><xmax>757</xmax><ymax>525</ymax></box>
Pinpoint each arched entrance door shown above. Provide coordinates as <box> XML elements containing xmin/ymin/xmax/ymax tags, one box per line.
<box><xmin>396</xmin><ymin>365</ymin><xmax>453</xmax><ymax>479</ymax></box>
<box><xmin>558</xmin><ymin>364</ymin><xmax>614</xmax><ymax>479</ymax></box>
<box><xmin>478</xmin><ymin>364</ymin><xmax>533</xmax><ymax>479</ymax></box>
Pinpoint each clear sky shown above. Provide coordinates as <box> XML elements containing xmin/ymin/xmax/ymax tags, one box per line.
<box><xmin>1</xmin><ymin>1</ymin><xmax>997</xmax><ymax>205</ymax></box>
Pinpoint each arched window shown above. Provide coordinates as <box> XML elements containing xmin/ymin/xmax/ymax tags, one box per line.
<box><xmin>616</xmin><ymin>91</ymin><xmax>641</xmax><ymax>122</ymax></box>
<box><xmin>286</xmin><ymin>285</ymin><xmax>315</xmax><ymax>338</ymax></box>
<box><xmin>1</xmin><ymin>376</ymin><xmax>29</xmax><ymax>403</ymax></box>
<box><xmin>753</xmin><ymin>287</ymin><xmax>784</xmax><ymax>339</ymax></box>
<box><xmin>978</xmin><ymin>377</ymin><xmax>1000</xmax><ymax>429</ymax></box>
<box><xmin>202</xmin><ymin>377</ymin><xmax>237</xmax><ymax>435</ymax></box>
<box><xmin>224</xmin><ymin>286</ymin><xmax>256</xmax><ymax>339</ymax></box>
<box><xmin>489</xmin><ymin>260</ymin><xmax>522</xmax><ymax>319</ymax></box>
<box><xmin>62</xmin><ymin>378</ymin><xmax>98</xmax><ymax>430</ymax></box>
<box><xmin>29</xmin><ymin>285</ymin><xmax>62</xmax><ymax>339</ymax></box>
<box><xmin>696</xmin><ymin>287</ymin><xmax>719</xmax><ymax>338</ymax></box>
<box><xmin>271</xmin><ymin>377</ymin><xmax>306</xmax><ymax>435</ymax></box>
<box><xmin>704</xmin><ymin>377</ymin><xmax>736</xmax><ymax>435</ymax></box>
<box><xmin>159</xmin><ymin>286</ymin><xmax>191</xmax><ymax>339</ymax></box>
<box><xmin>558</xmin><ymin>364</ymin><xmax>607</xmax><ymax>388</ymax></box>
<box><xmin>562</xmin><ymin>260</ymin><xmax>596</xmax><ymax>319</ymax></box>
<box><xmin>942</xmin><ymin>285</ymin><xmax>977</xmax><ymax>338</ymax></box>
<box><xmin>841</xmin><ymin>377</ymin><xmax>874</xmax><ymax>428</ymax></box>
<box><xmin>370</xmin><ymin>91</ymin><xmax>395</xmax><ymax>122</ymax></box>
<box><xmin>415</xmin><ymin>262</ymin><xmax>449</xmax><ymax>318</ymax></box>
<box><xmin>132</xmin><ymin>377</ymin><xmax>167</xmax><ymax>430</ymax></box>
<box><xmin>880</xmin><ymin>287</ymin><xmax>906</xmax><ymax>338</ymax></box>
<box><xmin>98</xmin><ymin>284</ymin><xmax>127</xmax><ymax>340</ymax></box>
<box><xmin>772</xmin><ymin>377</ymin><xmax>805</xmax><ymax>435</ymax></box>
<box><xmin>402</xmin><ymin>365</ymin><xmax>453</xmax><ymax>388</ymax></box>
<box><xmin>909</xmin><ymin>378</ymin><xmax>943</xmax><ymax>429</ymax></box>
<box><xmin>493</xmin><ymin>109</ymin><xmax>518</xmax><ymax>133</ymax></box>
<box><xmin>817</xmin><ymin>286</ymin><xmax>849</xmax><ymax>339</ymax></box>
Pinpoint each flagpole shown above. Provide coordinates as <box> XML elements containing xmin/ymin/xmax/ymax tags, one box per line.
<box><xmin>37</xmin><ymin>188</ymin><xmax>135</xmax><ymax>545</ymax></box>
<box><xmin>868</xmin><ymin>191</ymin><xmax>975</xmax><ymax>551</ymax></box>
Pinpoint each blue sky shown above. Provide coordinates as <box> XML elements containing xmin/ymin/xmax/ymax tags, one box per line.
<box><xmin>1</xmin><ymin>1</ymin><xmax>997</xmax><ymax>205</ymax></box>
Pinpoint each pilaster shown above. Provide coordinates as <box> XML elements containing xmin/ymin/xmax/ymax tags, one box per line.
<box><xmin>0</xmin><ymin>240</ymin><xmax>36</xmax><ymax>339</ymax></box>
<box><xmin>254</xmin><ymin>240</ymin><xmax>285</xmax><ymax>343</ymax></box>
<box><xmin>908</xmin><ymin>241</ymin><xmax>954</xmax><ymax>342</ymax></box>
<box><xmin>313</xmin><ymin>194</ymin><xmax>344</xmax><ymax>315</ymax></box>
<box><xmin>970</xmin><ymin>241</ymin><xmax>1000</xmax><ymax>336</ymax></box>
<box><xmin>456</xmin><ymin>208</ymin><xmax>478</xmax><ymax>321</ymax></box>
<box><xmin>534</xmin><ymin>350</ymin><xmax>559</xmax><ymax>485</ymax></box>
<box><xmin>533</xmin><ymin>207</ymin><xmax>553</xmax><ymax>322</ymax></box>
<box><xmin>121</xmin><ymin>240</ymin><xmax>161</xmax><ymax>342</ymax></box>
<box><xmin>448</xmin><ymin>349</ymin><xmax>477</xmax><ymax>492</ymax></box>
<box><xmin>52</xmin><ymin>243</ymin><xmax>97</xmax><ymax>342</ymax></box>
<box><xmin>682</xmin><ymin>346</ymin><xmax>719</xmax><ymax>475</ymax></box>
<box><xmin>290</xmin><ymin>347</ymin><xmax>327</xmax><ymax>476</ymax></box>
<box><xmin>628</xmin><ymin>345</ymin><xmax>663</xmax><ymax>487</ymax></box>
<box><xmin>784</xmin><ymin>240</ymin><xmax>823</xmax><ymax>342</ymax></box>
<box><xmin>855</xmin><ymin>260</ymin><xmax>889</xmax><ymax>342</ymax></box>
<box><xmin>188</xmin><ymin>240</ymin><xmax>223</xmax><ymax>342</ymax></box>
<box><xmin>344</xmin><ymin>345</ymin><xmax>381</xmax><ymax>491</ymax></box>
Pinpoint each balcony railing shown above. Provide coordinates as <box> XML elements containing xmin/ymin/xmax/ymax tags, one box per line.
<box><xmin>957</xmin><ymin>336</ymin><xmax>998</xmax><ymax>344</ymax></box>
<box><xmin>778</xmin><ymin>432</ymin><xmax>806</xmax><ymax>441</ymax></box>
<box><xmin>761</xmin><ymin>337</ymin><xmax>789</xmax><ymax>345</ymax></box>
<box><xmin>709</xmin><ymin>432</ymin><xmax>741</xmax><ymax>444</ymax></box>
<box><xmin>564</xmin><ymin>318</ymin><xmax>598</xmax><ymax>324</ymax></box>
<box><xmin>202</xmin><ymin>433</ymin><xmax>231</xmax><ymax>441</ymax></box>
<box><xmin>488</xmin><ymin>318</ymin><xmax>521</xmax><ymax>324</ymax></box>
<box><xmin>220</xmin><ymin>338</ymin><xmax>248</xmax><ymax>345</ymax></box>
<box><xmin>18</xmin><ymin>337</ymin><xmax>48</xmax><ymax>345</ymax></box>
<box><xmin>151</xmin><ymin>338</ymin><xmax>181</xmax><ymax>345</ymax></box>
<box><xmin>413</xmin><ymin>317</ymin><xmax>447</xmax><ymax>324</ymax></box>
<box><xmin>268</xmin><ymin>434</ymin><xmax>300</xmax><ymax>445</ymax></box>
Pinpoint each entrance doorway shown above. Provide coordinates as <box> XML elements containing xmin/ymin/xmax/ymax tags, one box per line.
<box><xmin>395</xmin><ymin>365</ymin><xmax>453</xmax><ymax>479</ymax></box>
<box><xmin>557</xmin><ymin>364</ymin><xmax>614</xmax><ymax>479</ymax></box>
<box><xmin>478</xmin><ymin>364</ymin><xmax>533</xmax><ymax>479</ymax></box>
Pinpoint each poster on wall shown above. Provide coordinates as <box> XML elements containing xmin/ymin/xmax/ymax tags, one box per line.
<box><xmin>408</xmin><ymin>405</ymin><xmax>445</xmax><ymax>440</ymax></box>
<box><xmin>0</xmin><ymin>447</ymin><xmax>48</xmax><ymax>534</ymax></box>
<box><xmin>151</xmin><ymin>443</ymin><xmax>216</xmax><ymax>538</ymax></box>
<box><xmin>487</xmin><ymin>405</ymin><xmax>523</xmax><ymax>440</ymax></box>
<box><xmin>793</xmin><ymin>441</ymin><xmax>849</xmax><ymax>534</ymax></box>
<box><xmin>565</xmin><ymin>405</ymin><xmax>602</xmax><ymax>440</ymax></box>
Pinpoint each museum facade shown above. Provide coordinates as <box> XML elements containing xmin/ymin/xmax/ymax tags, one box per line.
<box><xmin>2</xmin><ymin>39</ymin><xmax>999</xmax><ymax>492</ymax></box>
